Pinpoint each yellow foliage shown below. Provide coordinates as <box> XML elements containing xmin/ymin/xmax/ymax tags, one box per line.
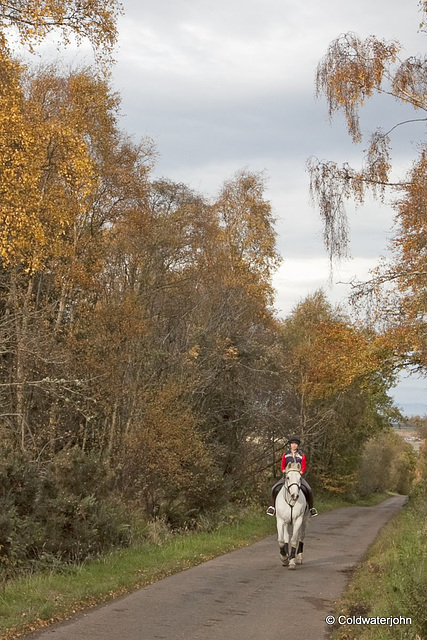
<box><xmin>284</xmin><ymin>293</ymin><xmax>391</xmax><ymax>400</ymax></box>
<box><xmin>0</xmin><ymin>0</ymin><xmax>122</xmax><ymax>64</ymax></box>
<box><xmin>0</xmin><ymin>50</ymin><xmax>116</xmax><ymax>275</ymax></box>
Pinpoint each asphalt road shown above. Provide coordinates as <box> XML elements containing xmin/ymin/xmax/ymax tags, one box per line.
<box><xmin>31</xmin><ymin>495</ymin><xmax>407</xmax><ymax>640</ymax></box>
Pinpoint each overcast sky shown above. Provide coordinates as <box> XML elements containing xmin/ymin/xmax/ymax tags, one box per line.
<box><xmin>25</xmin><ymin>0</ymin><xmax>427</xmax><ymax>413</ymax></box>
<box><xmin>110</xmin><ymin>0</ymin><xmax>424</xmax><ymax>310</ymax></box>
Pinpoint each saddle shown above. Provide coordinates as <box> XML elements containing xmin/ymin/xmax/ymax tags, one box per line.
<box><xmin>272</xmin><ymin>478</ymin><xmax>309</xmax><ymax>503</ymax></box>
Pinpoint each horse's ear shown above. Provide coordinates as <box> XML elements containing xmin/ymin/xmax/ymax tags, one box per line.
<box><xmin>296</xmin><ymin>462</ymin><xmax>301</xmax><ymax>471</ymax></box>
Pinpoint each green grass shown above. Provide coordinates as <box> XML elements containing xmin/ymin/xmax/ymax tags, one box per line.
<box><xmin>0</xmin><ymin>493</ymin><xmax>390</xmax><ymax>640</ymax></box>
<box><xmin>329</xmin><ymin>488</ymin><xmax>427</xmax><ymax>640</ymax></box>
<box><xmin>0</xmin><ymin>508</ymin><xmax>275</xmax><ymax>639</ymax></box>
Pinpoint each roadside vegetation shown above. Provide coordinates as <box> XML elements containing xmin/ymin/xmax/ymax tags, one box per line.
<box><xmin>309</xmin><ymin>2</ymin><xmax>427</xmax><ymax>633</ymax></box>
<box><xmin>1</xmin><ymin>3</ymin><xmax>427</xmax><ymax>640</ymax></box>
<box><xmin>329</xmin><ymin>438</ymin><xmax>427</xmax><ymax>640</ymax></box>
<box><xmin>0</xmin><ymin>492</ymin><xmax>390</xmax><ymax>640</ymax></box>
<box><xmin>0</xmin><ymin>0</ymin><xmax>407</xmax><ymax>599</ymax></box>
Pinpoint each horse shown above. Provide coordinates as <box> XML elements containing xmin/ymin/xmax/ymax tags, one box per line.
<box><xmin>275</xmin><ymin>462</ymin><xmax>309</xmax><ymax>569</ymax></box>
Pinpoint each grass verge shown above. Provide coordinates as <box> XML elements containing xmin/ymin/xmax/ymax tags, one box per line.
<box><xmin>0</xmin><ymin>493</ymin><xmax>390</xmax><ymax>640</ymax></box>
<box><xmin>329</xmin><ymin>487</ymin><xmax>427</xmax><ymax>640</ymax></box>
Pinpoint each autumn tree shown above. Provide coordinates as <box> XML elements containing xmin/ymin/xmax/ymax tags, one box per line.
<box><xmin>0</xmin><ymin>0</ymin><xmax>291</xmax><ymax>569</ymax></box>
<box><xmin>279</xmin><ymin>291</ymin><xmax>396</xmax><ymax>492</ymax></box>
<box><xmin>307</xmin><ymin>2</ymin><xmax>427</xmax><ymax>381</ymax></box>
<box><xmin>307</xmin><ymin>28</ymin><xmax>417</xmax><ymax>260</ymax></box>
<box><xmin>38</xmin><ymin>161</ymin><xmax>285</xmax><ymax>514</ymax></box>
<box><xmin>101</xmin><ymin>171</ymin><xmax>284</xmax><ymax>498</ymax></box>
<box><xmin>0</xmin><ymin>57</ymin><xmax>154</xmax><ymax>453</ymax></box>
<box><xmin>374</xmin><ymin>151</ymin><xmax>427</xmax><ymax>371</ymax></box>
<box><xmin>357</xmin><ymin>430</ymin><xmax>416</xmax><ymax>496</ymax></box>
<box><xmin>0</xmin><ymin>0</ymin><xmax>122</xmax><ymax>63</ymax></box>
<box><xmin>185</xmin><ymin>171</ymin><xmax>282</xmax><ymax>483</ymax></box>
<box><xmin>215</xmin><ymin>170</ymin><xmax>281</xmax><ymax>296</ymax></box>
<box><xmin>307</xmin><ymin>2</ymin><xmax>427</xmax><ymax>259</ymax></box>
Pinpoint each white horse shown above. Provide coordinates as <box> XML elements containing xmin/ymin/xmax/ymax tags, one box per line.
<box><xmin>275</xmin><ymin>462</ymin><xmax>309</xmax><ymax>569</ymax></box>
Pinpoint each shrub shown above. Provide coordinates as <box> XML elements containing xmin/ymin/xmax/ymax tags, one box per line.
<box><xmin>0</xmin><ymin>444</ymin><xmax>137</xmax><ymax>577</ymax></box>
<box><xmin>357</xmin><ymin>430</ymin><xmax>415</xmax><ymax>496</ymax></box>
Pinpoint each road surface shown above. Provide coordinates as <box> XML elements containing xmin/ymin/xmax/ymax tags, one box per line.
<box><xmin>31</xmin><ymin>495</ymin><xmax>406</xmax><ymax>640</ymax></box>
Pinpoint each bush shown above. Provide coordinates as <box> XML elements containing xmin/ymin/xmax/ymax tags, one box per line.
<box><xmin>356</xmin><ymin>430</ymin><xmax>416</xmax><ymax>496</ymax></box>
<box><xmin>0</xmin><ymin>445</ymin><xmax>137</xmax><ymax>578</ymax></box>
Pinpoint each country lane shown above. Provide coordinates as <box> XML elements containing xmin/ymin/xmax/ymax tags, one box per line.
<box><xmin>29</xmin><ymin>495</ymin><xmax>407</xmax><ymax>640</ymax></box>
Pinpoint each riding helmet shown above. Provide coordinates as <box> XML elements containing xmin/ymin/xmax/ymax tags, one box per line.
<box><xmin>288</xmin><ymin>435</ymin><xmax>301</xmax><ymax>445</ymax></box>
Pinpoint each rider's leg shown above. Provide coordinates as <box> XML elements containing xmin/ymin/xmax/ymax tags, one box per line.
<box><xmin>301</xmin><ymin>478</ymin><xmax>318</xmax><ymax>517</ymax></box>
<box><xmin>267</xmin><ymin>477</ymin><xmax>284</xmax><ymax>516</ymax></box>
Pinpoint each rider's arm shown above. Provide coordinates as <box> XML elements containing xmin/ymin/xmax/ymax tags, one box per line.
<box><xmin>301</xmin><ymin>453</ymin><xmax>306</xmax><ymax>474</ymax></box>
<box><xmin>280</xmin><ymin>453</ymin><xmax>287</xmax><ymax>472</ymax></box>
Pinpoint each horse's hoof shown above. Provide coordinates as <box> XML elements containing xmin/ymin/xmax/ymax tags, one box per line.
<box><xmin>296</xmin><ymin>553</ymin><xmax>303</xmax><ymax>565</ymax></box>
<box><xmin>280</xmin><ymin>555</ymin><xmax>289</xmax><ymax>566</ymax></box>
<box><xmin>288</xmin><ymin>562</ymin><xmax>296</xmax><ymax>570</ymax></box>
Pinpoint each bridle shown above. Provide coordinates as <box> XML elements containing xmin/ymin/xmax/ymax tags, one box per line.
<box><xmin>284</xmin><ymin>466</ymin><xmax>302</xmax><ymax>507</ymax></box>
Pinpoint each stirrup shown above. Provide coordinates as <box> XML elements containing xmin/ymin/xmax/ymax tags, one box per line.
<box><xmin>309</xmin><ymin>508</ymin><xmax>318</xmax><ymax>517</ymax></box>
<box><xmin>266</xmin><ymin>506</ymin><xmax>276</xmax><ymax>517</ymax></box>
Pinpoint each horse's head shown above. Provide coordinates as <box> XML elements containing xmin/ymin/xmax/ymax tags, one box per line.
<box><xmin>284</xmin><ymin>462</ymin><xmax>302</xmax><ymax>502</ymax></box>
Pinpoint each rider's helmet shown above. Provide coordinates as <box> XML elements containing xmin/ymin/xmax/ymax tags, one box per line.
<box><xmin>288</xmin><ymin>435</ymin><xmax>301</xmax><ymax>445</ymax></box>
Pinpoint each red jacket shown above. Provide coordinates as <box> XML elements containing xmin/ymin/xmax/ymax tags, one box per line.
<box><xmin>281</xmin><ymin>450</ymin><xmax>306</xmax><ymax>474</ymax></box>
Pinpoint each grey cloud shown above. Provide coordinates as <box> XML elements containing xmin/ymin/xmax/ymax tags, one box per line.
<box><xmin>113</xmin><ymin>0</ymin><xmax>424</xmax><ymax>286</ymax></box>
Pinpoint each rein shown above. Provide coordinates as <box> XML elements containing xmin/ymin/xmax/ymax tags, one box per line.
<box><xmin>284</xmin><ymin>468</ymin><xmax>302</xmax><ymax>508</ymax></box>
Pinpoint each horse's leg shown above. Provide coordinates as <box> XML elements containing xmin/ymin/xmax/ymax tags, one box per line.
<box><xmin>288</xmin><ymin>516</ymin><xmax>303</xmax><ymax>570</ymax></box>
<box><xmin>277</xmin><ymin>518</ymin><xmax>289</xmax><ymax>566</ymax></box>
<box><xmin>296</xmin><ymin>510</ymin><xmax>308</xmax><ymax>565</ymax></box>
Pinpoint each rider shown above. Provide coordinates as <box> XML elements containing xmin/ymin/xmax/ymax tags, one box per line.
<box><xmin>266</xmin><ymin>435</ymin><xmax>318</xmax><ymax>517</ymax></box>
